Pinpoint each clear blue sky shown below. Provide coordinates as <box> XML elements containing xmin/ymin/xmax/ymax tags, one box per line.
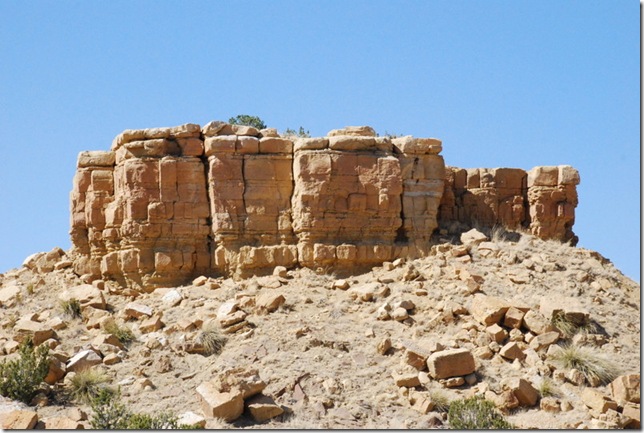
<box><xmin>0</xmin><ymin>1</ymin><xmax>639</xmax><ymax>282</ymax></box>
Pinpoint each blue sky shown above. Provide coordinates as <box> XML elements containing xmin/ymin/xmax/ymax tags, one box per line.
<box><xmin>0</xmin><ymin>1</ymin><xmax>639</xmax><ymax>282</ymax></box>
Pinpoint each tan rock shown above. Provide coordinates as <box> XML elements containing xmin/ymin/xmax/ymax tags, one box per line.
<box><xmin>246</xmin><ymin>394</ymin><xmax>284</xmax><ymax>422</ymax></box>
<box><xmin>59</xmin><ymin>285</ymin><xmax>106</xmax><ymax>310</ymax></box>
<box><xmin>376</xmin><ymin>338</ymin><xmax>392</xmax><ymax>355</ymax></box>
<box><xmin>460</xmin><ymin>228</ymin><xmax>488</xmax><ymax>246</ymax></box>
<box><xmin>540</xmin><ymin>396</ymin><xmax>560</xmax><ymax>412</ymax></box>
<box><xmin>507</xmin><ymin>378</ymin><xmax>539</xmax><ymax>406</ymax></box>
<box><xmin>499</xmin><ymin>342</ymin><xmax>525</xmax><ymax>361</ymax></box>
<box><xmin>470</xmin><ymin>295</ymin><xmax>509</xmax><ymax>326</ymax></box>
<box><xmin>44</xmin><ymin>416</ymin><xmax>84</xmax><ymax>429</ymax></box>
<box><xmin>124</xmin><ymin>302</ymin><xmax>153</xmax><ymax>319</ymax></box>
<box><xmin>609</xmin><ymin>374</ymin><xmax>640</xmax><ymax>404</ymax></box>
<box><xmin>426</xmin><ymin>348</ymin><xmax>475</xmax><ymax>379</ymax></box>
<box><xmin>2</xmin><ymin>410</ymin><xmax>38</xmax><ymax>429</ymax></box>
<box><xmin>0</xmin><ymin>284</ymin><xmax>21</xmax><ymax>307</ymax></box>
<box><xmin>66</xmin><ymin>349</ymin><xmax>102</xmax><ymax>372</ymax></box>
<box><xmin>177</xmin><ymin>411</ymin><xmax>206</xmax><ymax>428</ymax></box>
<box><xmin>139</xmin><ymin>314</ymin><xmax>164</xmax><ymax>333</ymax></box>
<box><xmin>522</xmin><ymin>310</ymin><xmax>555</xmax><ymax>335</ymax></box>
<box><xmin>392</xmin><ymin>371</ymin><xmax>421</xmax><ymax>388</ymax></box>
<box><xmin>255</xmin><ymin>292</ymin><xmax>285</xmax><ymax>313</ymax></box>
<box><xmin>528</xmin><ymin>330</ymin><xmax>559</xmax><ymax>351</ymax></box>
<box><xmin>581</xmin><ymin>388</ymin><xmax>618</xmax><ymax>413</ymax></box>
<box><xmin>486</xmin><ymin>324</ymin><xmax>508</xmax><ymax>343</ymax></box>
<box><xmin>622</xmin><ymin>403</ymin><xmax>640</xmax><ymax>428</ymax></box>
<box><xmin>503</xmin><ymin>306</ymin><xmax>525</xmax><ymax>329</ymax></box>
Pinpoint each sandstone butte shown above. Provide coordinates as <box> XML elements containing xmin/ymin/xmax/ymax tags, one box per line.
<box><xmin>69</xmin><ymin>122</ymin><xmax>579</xmax><ymax>290</ymax></box>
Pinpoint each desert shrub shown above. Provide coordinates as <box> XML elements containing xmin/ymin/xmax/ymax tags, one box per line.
<box><xmin>103</xmin><ymin>321</ymin><xmax>135</xmax><ymax>346</ymax></box>
<box><xmin>228</xmin><ymin>114</ymin><xmax>266</xmax><ymax>130</ymax></box>
<box><xmin>0</xmin><ymin>338</ymin><xmax>49</xmax><ymax>404</ymax></box>
<box><xmin>196</xmin><ymin>324</ymin><xmax>227</xmax><ymax>356</ymax></box>
<box><xmin>550</xmin><ymin>344</ymin><xmax>619</xmax><ymax>385</ymax></box>
<box><xmin>537</xmin><ymin>377</ymin><xmax>559</xmax><ymax>398</ymax></box>
<box><xmin>90</xmin><ymin>387</ymin><xmax>130</xmax><ymax>429</ymax></box>
<box><xmin>429</xmin><ymin>389</ymin><xmax>450</xmax><ymax>412</ymax></box>
<box><xmin>448</xmin><ymin>396</ymin><xmax>513</xmax><ymax>429</ymax></box>
<box><xmin>90</xmin><ymin>388</ymin><xmax>202</xmax><ymax>429</ymax></box>
<box><xmin>69</xmin><ymin>367</ymin><xmax>110</xmax><ymax>404</ymax></box>
<box><xmin>60</xmin><ymin>298</ymin><xmax>82</xmax><ymax>319</ymax></box>
<box><xmin>551</xmin><ymin>312</ymin><xmax>598</xmax><ymax>339</ymax></box>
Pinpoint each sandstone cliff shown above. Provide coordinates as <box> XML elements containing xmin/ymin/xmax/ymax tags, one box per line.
<box><xmin>69</xmin><ymin>123</ymin><xmax>579</xmax><ymax>288</ymax></box>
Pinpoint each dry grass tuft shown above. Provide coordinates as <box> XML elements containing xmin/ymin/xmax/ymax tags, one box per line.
<box><xmin>550</xmin><ymin>344</ymin><xmax>620</xmax><ymax>386</ymax></box>
<box><xmin>196</xmin><ymin>324</ymin><xmax>227</xmax><ymax>356</ymax></box>
<box><xmin>103</xmin><ymin>321</ymin><xmax>135</xmax><ymax>345</ymax></box>
<box><xmin>69</xmin><ymin>367</ymin><xmax>111</xmax><ymax>404</ymax></box>
<box><xmin>60</xmin><ymin>298</ymin><xmax>82</xmax><ymax>319</ymax></box>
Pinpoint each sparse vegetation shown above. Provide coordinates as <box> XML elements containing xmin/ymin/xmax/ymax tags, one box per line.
<box><xmin>68</xmin><ymin>367</ymin><xmax>111</xmax><ymax>404</ymax></box>
<box><xmin>228</xmin><ymin>114</ymin><xmax>266</xmax><ymax>130</ymax></box>
<box><xmin>283</xmin><ymin>127</ymin><xmax>311</xmax><ymax>138</ymax></box>
<box><xmin>60</xmin><ymin>297</ymin><xmax>82</xmax><ymax>319</ymax></box>
<box><xmin>550</xmin><ymin>344</ymin><xmax>619</xmax><ymax>385</ymax></box>
<box><xmin>103</xmin><ymin>321</ymin><xmax>135</xmax><ymax>346</ymax></box>
<box><xmin>429</xmin><ymin>389</ymin><xmax>450</xmax><ymax>412</ymax></box>
<box><xmin>0</xmin><ymin>338</ymin><xmax>49</xmax><ymax>404</ymax></box>
<box><xmin>447</xmin><ymin>396</ymin><xmax>514</xmax><ymax>429</ymax></box>
<box><xmin>90</xmin><ymin>388</ymin><xmax>202</xmax><ymax>429</ymax></box>
<box><xmin>196</xmin><ymin>324</ymin><xmax>227</xmax><ymax>356</ymax></box>
<box><xmin>551</xmin><ymin>312</ymin><xmax>598</xmax><ymax>338</ymax></box>
<box><xmin>537</xmin><ymin>377</ymin><xmax>559</xmax><ymax>398</ymax></box>
<box><xmin>26</xmin><ymin>283</ymin><xmax>34</xmax><ymax>295</ymax></box>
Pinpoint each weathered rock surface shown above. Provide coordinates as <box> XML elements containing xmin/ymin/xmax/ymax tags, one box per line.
<box><xmin>69</xmin><ymin>122</ymin><xmax>579</xmax><ymax>288</ymax></box>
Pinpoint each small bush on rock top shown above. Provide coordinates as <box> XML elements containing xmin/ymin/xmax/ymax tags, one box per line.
<box><xmin>550</xmin><ymin>344</ymin><xmax>619</xmax><ymax>385</ymax></box>
<box><xmin>283</xmin><ymin>127</ymin><xmax>311</xmax><ymax>138</ymax></box>
<box><xmin>0</xmin><ymin>338</ymin><xmax>49</xmax><ymax>404</ymax></box>
<box><xmin>447</xmin><ymin>396</ymin><xmax>513</xmax><ymax>429</ymax></box>
<box><xmin>228</xmin><ymin>114</ymin><xmax>266</xmax><ymax>130</ymax></box>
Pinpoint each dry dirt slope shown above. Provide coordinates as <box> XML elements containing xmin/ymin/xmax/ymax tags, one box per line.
<box><xmin>0</xmin><ymin>230</ymin><xmax>640</xmax><ymax>429</ymax></box>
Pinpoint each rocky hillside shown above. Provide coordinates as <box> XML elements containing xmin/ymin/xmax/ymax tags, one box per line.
<box><xmin>0</xmin><ymin>228</ymin><xmax>639</xmax><ymax>429</ymax></box>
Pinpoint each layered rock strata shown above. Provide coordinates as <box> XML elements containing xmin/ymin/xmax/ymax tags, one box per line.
<box><xmin>70</xmin><ymin>122</ymin><xmax>579</xmax><ymax>288</ymax></box>
<box><xmin>440</xmin><ymin>165</ymin><xmax>580</xmax><ymax>244</ymax></box>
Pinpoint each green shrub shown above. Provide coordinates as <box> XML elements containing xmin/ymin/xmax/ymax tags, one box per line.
<box><xmin>448</xmin><ymin>396</ymin><xmax>514</xmax><ymax>429</ymax></box>
<box><xmin>90</xmin><ymin>388</ymin><xmax>130</xmax><ymax>429</ymax></box>
<box><xmin>550</xmin><ymin>344</ymin><xmax>619</xmax><ymax>385</ymax></box>
<box><xmin>69</xmin><ymin>368</ymin><xmax>110</xmax><ymax>404</ymax></box>
<box><xmin>103</xmin><ymin>321</ymin><xmax>135</xmax><ymax>346</ymax></box>
<box><xmin>90</xmin><ymin>387</ymin><xmax>202</xmax><ymax>429</ymax></box>
<box><xmin>228</xmin><ymin>114</ymin><xmax>266</xmax><ymax>130</ymax></box>
<box><xmin>0</xmin><ymin>338</ymin><xmax>49</xmax><ymax>404</ymax></box>
<box><xmin>60</xmin><ymin>298</ymin><xmax>82</xmax><ymax>319</ymax></box>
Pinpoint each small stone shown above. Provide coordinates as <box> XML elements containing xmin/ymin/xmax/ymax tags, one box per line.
<box><xmin>486</xmin><ymin>324</ymin><xmax>508</xmax><ymax>343</ymax></box>
<box><xmin>391</xmin><ymin>307</ymin><xmax>409</xmax><ymax>321</ymax></box>
<box><xmin>392</xmin><ymin>370</ymin><xmax>421</xmax><ymax>388</ymax></box>
<box><xmin>2</xmin><ymin>410</ymin><xmax>38</xmax><ymax>429</ymax></box>
<box><xmin>581</xmin><ymin>388</ymin><xmax>618</xmax><ymax>413</ymax></box>
<box><xmin>567</xmin><ymin>368</ymin><xmax>586</xmax><ymax>386</ymax></box>
<box><xmin>193</xmin><ymin>276</ymin><xmax>208</xmax><ymax>286</ymax></box>
<box><xmin>499</xmin><ymin>342</ymin><xmax>525</xmax><ymax>361</ymax></box>
<box><xmin>333</xmin><ymin>279</ymin><xmax>350</xmax><ymax>290</ymax></box>
<box><xmin>442</xmin><ymin>377</ymin><xmax>465</xmax><ymax>388</ymax></box>
<box><xmin>376</xmin><ymin>338</ymin><xmax>392</xmax><ymax>355</ymax></box>
<box><xmin>503</xmin><ymin>307</ymin><xmax>525</xmax><ymax>329</ymax></box>
<box><xmin>426</xmin><ymin>348</ymin><xmax>475</xmax><ymax>379</ymax></box>
<box><xmin>540</xmin><ymin>396</ymin><xmax>560</xmax><ymax>412</ymax></box>
<box><xmin>273</xmin><ymin>266</ymin><xmax>288</xmax><ymax>278</ymax></box>
<box><xmin>246</xmin><ymin>394</ymin><xmax>284</xmax><ymax>422</ymax></box>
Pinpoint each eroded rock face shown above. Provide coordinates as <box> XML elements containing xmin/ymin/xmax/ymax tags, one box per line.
<box><xmin>440</xmin><ymin>164</ymin><xmax>580</xmax><ymax>243</ymax></box>
<box><xmin>70</xmin><ymin>122</ymin><xmax>579</xmax><ymax>288</ymax></box>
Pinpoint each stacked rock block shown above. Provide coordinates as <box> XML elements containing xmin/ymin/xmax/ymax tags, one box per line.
<box><xmin>439</xmin><ymin>167</ymin><xmax>527</xmax><ymax>230</ymax></box>
<box><xmin>203</xmin><ymin>122</ymin><xmax>297</xmax><ymax>277</ymax></box>
<box><xmin>70</xmin><ymin>151</ymin><xmax>116</xmax><ymax>277</ymax></box>
<box><xmin>393</xmin><ymin>135</ymin><xmax>445</xmax><ymax>255</ymax></box>
<box><xmin>439</xmin><ymin>165</ymin><xmax>579</xmax><ymax>244</ymax></box>
<box><xmin>527</xmin><ymin>165</ymin><xmax>580</xmax><ymax>244</ymax></box>
<box><xmin>293</xmin><ymin>126</ymin><xmax>416</xmax><ymax>268</ymax></box>
<box><xmin>71</xmin><ymin>124</ymin><xmax>212</xmax><ymax>289</ymax></box>
<box><xmin>70</xmin><ymin>122</ymin><xmax>579</xmax><ymax>288</ymax></box>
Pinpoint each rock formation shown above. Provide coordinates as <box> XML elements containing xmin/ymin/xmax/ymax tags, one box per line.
<box><xmin>69</xmin><ymin>122</ymin><xmax>579</xmax><ymax>288</ymax></box>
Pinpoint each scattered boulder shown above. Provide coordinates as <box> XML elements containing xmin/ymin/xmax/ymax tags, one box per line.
<box><xmin>196</xmin><ymin>382</ymin><xmax>244</xmax><ymax>422</ymax></box>
<box><xmin>581</xmin><ymin>388</ymin><xmax>618</xmax><ymax>413</ymax></box>
<box><xmin>609</xmin><ymin>374</ymin><xmax>640</xmax><ymax>405</ymax></box>
<box><xmin>426</xmin><ymin>348</ymin><xmax>475</xmax><ymax>379</ymax></box>
<box><xmin>2</xmin><ymin>410</ymin><xmax>38</xmax><ymax>429</ymax></box>
<box><xmin>507</xmin><ymin>378</ymin><xmax>539</xmax><ymax>406</ymax></box>
<box><xmin>255</xmin><ymin>292</ymin><xmax>286</xmax><ymax>313</ymax></box>
<box><xmin>246</xmin><ymin>394</ymin><xmax>284</xmax><ymax>422</ymax></box>
<box><xmin>66</xmin><ymin>349</ymin><xmax>102</xmax><ymax>372</ymax></box>
<box><xmin>470</xmin><ymin>295</ymin><xmax>509</xmax><ymax>326</ymax></box>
